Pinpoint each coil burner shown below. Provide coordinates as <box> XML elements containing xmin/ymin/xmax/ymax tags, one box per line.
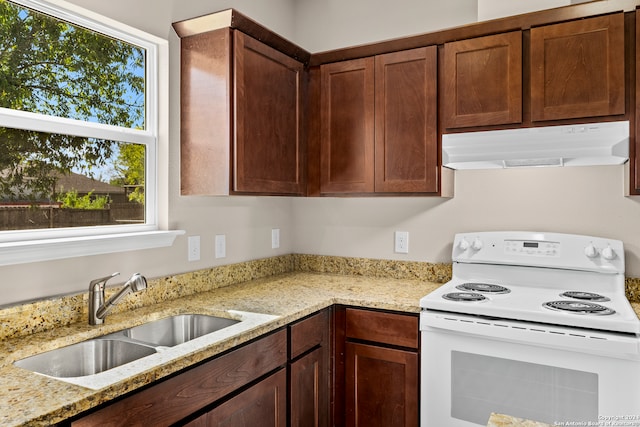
<box><xmin>443</xmin><ymin>292</ymin><xmax>487</xmax><ymax>302</ymax></box>
<box><xmin>543</xmin><ymin>300</ymin><xmax>615</xmax><ymax>315</ymax></box>
<box><xmin>560</xmin><ymin>291</ymin><xmax>610</xmax><ymax>302</ymax></box>
<box><xmin>456</xmin><ymin>283</ymin><xmax>510</xmax><ymax>294</ymax></box>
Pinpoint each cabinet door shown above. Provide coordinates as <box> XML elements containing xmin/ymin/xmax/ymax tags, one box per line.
<box><xmin>203</xmin><ymin>368</ymin><xmax>287</xmax><ymax>427</ymax></box>
<box><xmin>320</xmin><ymin>58</ymin><xmax>375</xmax><ymax>194</ymax></box>
<box><xmin>345</xmin><ymin>342</ymin><xmax>418</xmax><ymax>427</ymax></box>
<box><xmin>291</xmin><ymin>347</ymin><xmax>329</xmax><ymax>427</ymax></box>
<box><xmin>443</xmin><ymin>31</ymin><xmax>522</xmax><ymax>128</ymax></box>
<box><xmin>375</xmin><ymin>47</ymin><xmax>438</xmax><ymax>193</ymax></box>
<box><xmin>531</xmin><ymin>13</ymin><xmax>624</xmax><ymax>122</ymax></box>
<box><xmin>234</xmin><ymin>31</ymin><xmax>305</xmax><ymax>195</ymax></box>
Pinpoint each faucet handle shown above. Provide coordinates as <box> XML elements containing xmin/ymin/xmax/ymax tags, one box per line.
<box><xmin>89</xmin><ymin>272</ymin><xmax>120</xmax><ymax>289</ymax></box>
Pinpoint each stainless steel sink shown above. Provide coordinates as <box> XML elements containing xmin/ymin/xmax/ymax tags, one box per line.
<box><xmin>14</xmin><ymin>313</ymin><xmax>244</xmax><ymax>380</ymax></box>
<box><xmin>13</xmin><ymin>339</ymin><xmax>156</xmax><ymax>378</ymax></box>
<box><xmin>119</xmin><ymin>314</ymin><xmax>240</xmax><ymax>347</ymax></box>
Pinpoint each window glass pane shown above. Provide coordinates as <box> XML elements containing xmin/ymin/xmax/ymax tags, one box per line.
<box><xmin>0</xmin><ymin>0</ymin><xmax>146</xmax><ymax>129</ymax></box>
<box><xmin>0</xmin><ymin>127</ymin><xmax>145</xmax><ymax>230</ymax></box>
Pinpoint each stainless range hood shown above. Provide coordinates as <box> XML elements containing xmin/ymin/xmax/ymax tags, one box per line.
<box><xmin>442</xmin><ymin>121</ymin><xmax>629</xmax><ymax>170</ymax></box>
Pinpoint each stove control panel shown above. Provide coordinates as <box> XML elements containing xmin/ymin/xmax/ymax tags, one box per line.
<box><xmin>504</xmin><ymin>240</ymin><xmax>559</xmax><ymax>257</ymax></box>
<box><xmin>452</xmin><ymin>231</ymin><xmax>625</xmax><ymax>274</ymax></box>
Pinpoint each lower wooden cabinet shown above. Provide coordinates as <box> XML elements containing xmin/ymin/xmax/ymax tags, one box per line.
<box><xmin>70</xmin><ymin>330</ymin><xmax>287</xmax><ymax>427</ymax></box>
<box><xmin>339</xmin><ymin>307</ymin><xmax>420</xmax><ymax>427</ymax></box>
<box><xmin>69</xmin><ymin>306</ymin><xmax>421</xmax><ymax>427</ymax></box>
<box><xmin>185</xmin><ymin>369</ymin><xmax>287</xmax><ymax>427</ymax></box>
<box><xmin>345</xmin><ymin>342</ymin><xmax>418</xmax><ymax>427</ymax></box>
<box><xmin>289</xmin><ymin>309</ymin><xmax>330</xmax><ymax>427</ymax></box>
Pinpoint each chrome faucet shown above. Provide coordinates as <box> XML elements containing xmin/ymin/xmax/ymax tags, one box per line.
<box><xmin>88</xmin><ymin>272</ymin><xmax>147</xmax><ymax>325</ymax></box>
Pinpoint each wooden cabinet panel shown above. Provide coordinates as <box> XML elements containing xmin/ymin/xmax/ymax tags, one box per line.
<box><xmin>345</xmin><ymin>308</ymin><xmax>418</xmax><ymax>349</ymax></box>
<box><xmin>320</xmin><ymin>58</ymin><xmax>375</xmax><ymax>194</ymax></box>
<box><xmin>443</xmin><ymin>31</ymin><xmax>522</xmax><ymax>128</ymax></box>
<box><xmin>338</xmin><ymin>308</ymin><xmax>420</xmax><ymax>427</ymax></box>
<box><xmin>374</xmin><ymin>47</ymin><xmax>438</xmax><ymax>193</ymax></box>
<box><xmin>345</xmin><ymin>342</ymin><xmax>418</xmax><ymax>427</ymax></box>
<box><xmin>291</xmin><ymin>347</ymin><xmax>328</xmax><ymax>427</ymax></box>
<box><xmin>289</xmin><ymin>309</ymin><xmax>330</xmax><ymax>427</ymax></box>
<box><xmin>531</xmin><ymin>13</ymin><xmax>625</xmax><ymax>121</ymax></box>
<box><xmin>72</xmin><ymin>330</ymin><xmax>287</xmax><ymax>427</ymax></box>
<box><xmin>178</xmin><ymin>27</ymin><xmax>304</xmax><ymax>196</ymax></box>
<box><xmin>202</xmin><ymin>368</ymin><xmax>287</xmax><ymax>427</ymax></box>
<box><xmin>290</xmin><ymin>309</ymin><xmax>329</xmax><ymax>359</ymax></box>
<box><xmin>180</xmin><ymin>28</ymin><xmax>232</xmax><ymax>196</ymax></box>
<box><xmin>234</xmin><ymin>31</ymin><xmax>305</xmax><ymax>194</ymax></box>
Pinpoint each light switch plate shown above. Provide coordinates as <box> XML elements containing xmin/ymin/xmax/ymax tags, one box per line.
<box><xmin>272</xmin><ymin>228</ymin><xmax>280</xmax><ymax>249</ymax></box>
<box><xmin>188</xmin><ymin>235</ymin><xmax>200</xmax><ymax>261</ymax></box>
<box><xmin>215</xmin><ymin>234</ymin><xmax>226</xmax><ymax>259</ymax></box>
<box><xmin>395</xmin><ymin>231</ymin><xmax>409</xmax><ymax>254</ymax></box>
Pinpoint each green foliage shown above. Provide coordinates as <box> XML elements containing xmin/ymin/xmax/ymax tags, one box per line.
<box><xmin>0</xmin><ymin>0</ymin><xmax>145</xmax><ymax>200</ymax></box>
<box><xmin>57</xmin><ymin>189</ymin><xmax>110</xmax><ymax>210</ymax></box>
<box><xmin>110</xmin><ymin>143</ymin><xmax>145</xmax><ymax>204</ymax></box>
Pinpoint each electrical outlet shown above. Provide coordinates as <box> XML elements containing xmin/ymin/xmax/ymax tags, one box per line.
<box><xmin>395</xmin><ymin>231</ymin><xmax>409</xmax><ymax>254</ymax></box>
<box><xmin>272</xmin><ymin>228</ymin><xmax>280</xmax><ymax>249</ymax></box>
<box><xmin>188</xmin><ymin>235</ymin><xmax>200</xmax><ymax>261</ymax></box>
<box><xmin>215</xmin><ymin>234</ymin><xmax>226</xmax><ymax>259</ymax></box>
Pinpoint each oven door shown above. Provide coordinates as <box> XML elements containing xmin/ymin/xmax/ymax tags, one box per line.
<box><xmin>420</xmin><ymin>311</ymin><xmax>640</xmax><ymax>426</ymax></box>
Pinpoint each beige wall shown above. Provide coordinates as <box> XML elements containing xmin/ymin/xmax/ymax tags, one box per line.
<box><xmin>292</xmin><ymin>166</ymin><xmax>640</xmax><ymax>274</ymax></box>
<box><xmin>292</xmin><ymin>0</ymin><xmax>477</xmax><ymax>52</ymax></box>
<box><xmin>3</xmin><ymin>0</ymin><xmax>639</xmax><ymax>307</ymax></box>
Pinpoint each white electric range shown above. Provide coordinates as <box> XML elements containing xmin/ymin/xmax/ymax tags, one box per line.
<box><xmin>420</xmin><ymin>231</ymin><xmax>640</xmax><ymax>426</ymax></box>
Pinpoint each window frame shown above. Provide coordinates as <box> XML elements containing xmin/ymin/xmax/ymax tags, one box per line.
<box><xmin>0</xmin><ymin>0</ymin><xmax>182</xmax><ymax>266</ymax></box>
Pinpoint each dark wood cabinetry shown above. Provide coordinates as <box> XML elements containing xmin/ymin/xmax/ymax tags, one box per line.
<box><xmin>319</xmin><ymin>47</ymin><xmax>438</xmax><ymax>195</ymax></box>
<box><xmin>443</xmin><ymin>31</ymin><xmax>522</xmax><ymax>129</ymax></box>
<box><xmin>177</xmin><ymin>25</ymin><xmax>305</xmax><ymax>195</ymax></box>
<box><xmin>71</xmin><ymin>330</ymin><xmax>287</xmax><ymax>426</ymax></box>
<box><xmin>320</xmin><ymin>58</ymin><xmax>375</xmax><ymax>194</ymax></box>
<box><xmin>345</xmin><ymin>342</ymin><xmax>418</xmax><ymax>427</ymax></box>
<box><xmin>375</xmin><ymin>47</ymin><xmax>438</xmax><ymax>193</ymax></box>
<box><xmin>336</xmin><ymin>307</ymin><xmax>420</xmax><ymax>427</ymax></box>
<box><xmin>530</xmin><ymin>13</ymin><xmax>625</xmax><ymax>122</ymax></box>
<box><xmin>289</xmin><ymin>309</ymin><xmax>331</xmax><ymax>427</ymax></box>
<box><xmin>185</xmin><ymin>369</ymin><xmax>287</xmax><ymax>427</ymax></box>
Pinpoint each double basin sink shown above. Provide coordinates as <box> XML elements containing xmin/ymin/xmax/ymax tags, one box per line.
<box><xmin>14</xmin><ymin>314</ymin><xmax>241</xmax><ymax>379</ymax></box>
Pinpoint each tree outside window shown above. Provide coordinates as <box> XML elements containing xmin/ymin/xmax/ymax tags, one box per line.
<box><xmin>0</xmin><ymin>0</ymin><xmax>147</xmax><ymax>230</ymax></box>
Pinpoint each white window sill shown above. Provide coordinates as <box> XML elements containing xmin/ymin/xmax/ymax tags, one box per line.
<box><xmin>0</xmin><ymin>230</ymin><xmax>185</xmax><ymax>266</ymax></box>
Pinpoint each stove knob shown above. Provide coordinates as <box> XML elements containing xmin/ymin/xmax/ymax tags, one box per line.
<box><xmin>471</xmin><ymin>238</ymin><xmax>483</xmax><ymax>251</ymax></box>
<box><xmin>584</xmin><ymin>244</ymin><xmax>598</xmax><ymax>258</ymax></box>
<box><xmin>458</xmin><ymin>239</ymin><xmax>470</xmax><ymax>251</ymax></box>
<box><xmin>602</xmin><ymin>245</ymin><xmax>616</xmax><ymax>261</ymax></box>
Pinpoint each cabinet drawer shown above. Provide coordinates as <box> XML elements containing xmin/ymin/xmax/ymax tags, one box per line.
<box><xmin>72</xmin><ymin>329</ymin><xmax>287</xmax><ymax>427</ymax></box>
<box><xmin>290</xmin><ymin>309</ymin><xmax>329</xmax><ymax>359</ymax></box>
<box><xmin>345</xmin><ymin>308</ymin><xmax>418</xmax><ymax>349</ymax></box>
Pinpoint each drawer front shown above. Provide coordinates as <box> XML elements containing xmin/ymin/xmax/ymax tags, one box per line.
<box><xmin>290</xmin><ymin>308</ymin><xmax>329</xmax><ymax>359</ymax></box>
<box><xmin>72</xmin><ymin>329</ymin><xmax>287</xmax><ymax>427</ymax></box>
<box><xmin>345</xmin><ymin>308</ymin><xmax>418</xmax><ymax>349</ymax></box>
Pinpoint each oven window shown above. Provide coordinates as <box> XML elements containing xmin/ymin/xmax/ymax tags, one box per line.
<box><xmin>451</xmin><ymin>351</ymin><xmax>598</xmax><ymax>425</ymax></box>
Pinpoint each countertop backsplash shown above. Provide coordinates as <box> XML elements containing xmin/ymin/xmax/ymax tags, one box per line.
<box><xmin>2</xmin><ymin>253</ymin><xmax>638</xmax><ymax>342</ymax></box>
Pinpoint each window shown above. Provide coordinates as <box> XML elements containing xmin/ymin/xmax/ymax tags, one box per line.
<box><xmin>0</xmin><ymin>0</ymin><xmax>180</xmax><ymax>265</ymax></box>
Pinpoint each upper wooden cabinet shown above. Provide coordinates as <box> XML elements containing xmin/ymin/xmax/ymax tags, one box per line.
<box><xmin>443</xmin><ymin>31</ymin><xmax>523</xmax><ymax>129</ymax></box>
<box><xmin>177</xmin><ymin>23</ymin><xmax>305</xmax><ymax>195</ymax></box>
<box><xmin>375</xmin><ymin>48</ymin><xmax>438</xmax><ymax>193</ymax></box>
<box><xmin>320</xmin><ymin>57</ymin><xmax>375</xmax><ymax>194</ymax></box>
<box><xmin>530</xmin><ymin>13</ymin><xmax>625</xmax><ymax>122</ymax></box>
<box><xmin>319</xmin><ymin>46</ymin><xmax>438</xmax><ymax>195</ymax></box>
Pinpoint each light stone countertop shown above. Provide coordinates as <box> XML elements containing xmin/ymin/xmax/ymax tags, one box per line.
<box><xmin>0</xmin><ymin>271</ymin><xmax>441</xmax><ymax>427</ymax></box>
<box><xmin>487</xmin><ymin>413</ymin><xmax>553</xmax><ymax>427</ymax></box>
